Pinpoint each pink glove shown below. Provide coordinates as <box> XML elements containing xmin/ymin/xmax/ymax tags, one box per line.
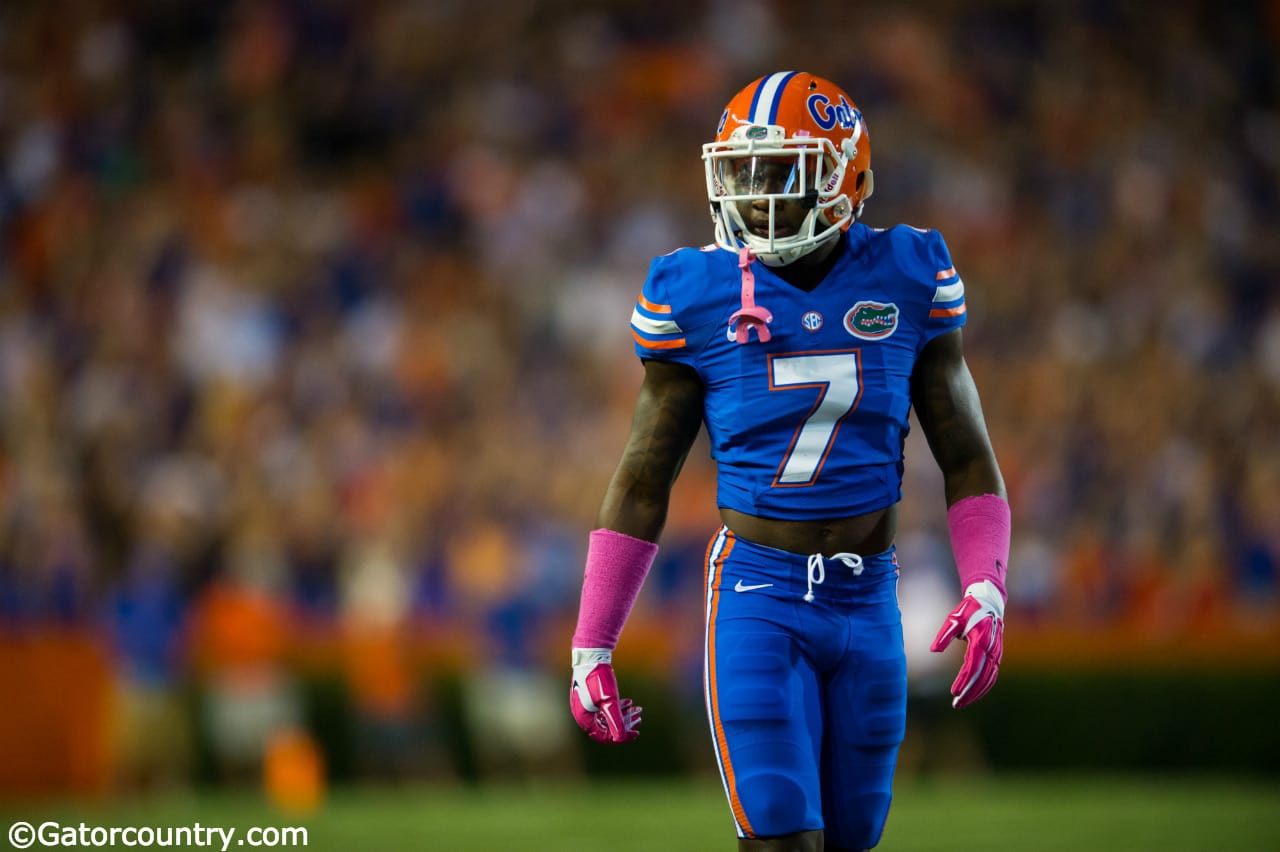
<box><xmin>570</xmin><ymin>648</ymin><xmax>641</xmax><ymax>744</ymax></box>
<box><xmin>930</xmin><ymin>579</ymin><xmax>1005</xmax><ymax>708</ymax></box>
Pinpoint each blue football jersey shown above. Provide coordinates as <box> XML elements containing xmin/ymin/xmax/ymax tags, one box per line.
<box><xmin>630</xmin><ymin>223</ymin><xmax>966</xmax><ymax>520</ymax></box>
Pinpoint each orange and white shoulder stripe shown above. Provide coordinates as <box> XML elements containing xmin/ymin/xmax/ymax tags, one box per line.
<box><xmin>631</xmin><ymin>292</ymin><xmax>687</xmax><ymax>350</ymax></box>
<box><xmin>929</xmin><ymin>266</ymin><xmax>966</xmax><ymax>319</ymax></box>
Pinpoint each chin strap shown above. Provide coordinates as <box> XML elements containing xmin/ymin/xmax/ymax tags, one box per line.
<box><xmin>728</xmin><ymin>247</ymin><xmax>773</xmax><ymax>344</ymax></box>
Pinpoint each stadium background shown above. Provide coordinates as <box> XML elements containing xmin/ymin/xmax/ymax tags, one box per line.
<box><xmin>0</xmin><ymin>0</ymin><xmax>1277</xmax><ymax>848</ymax></box>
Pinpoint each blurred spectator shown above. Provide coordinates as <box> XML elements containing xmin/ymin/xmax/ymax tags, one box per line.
<box><xmin>186</xmin><ymin>515</ymin><xmax>299</xmax><ymax>784</ymax></box>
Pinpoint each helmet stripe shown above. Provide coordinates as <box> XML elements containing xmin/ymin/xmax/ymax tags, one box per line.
<box><xmin>749</xmin><ymin>71</ymin><xmax>798</xmax><ymax>126</ymax></box>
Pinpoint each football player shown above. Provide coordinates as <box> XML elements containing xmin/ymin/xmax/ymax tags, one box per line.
<box><xmin>570</xmin><ymin>71</ymin><xmax>1009</xmax><ymax>852</ymax></box>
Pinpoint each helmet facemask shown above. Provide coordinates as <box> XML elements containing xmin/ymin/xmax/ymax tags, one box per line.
<box><xmin>704</xmin><ymin>125</ymin><xmax>869</xmax><ymax>266</ymax></box>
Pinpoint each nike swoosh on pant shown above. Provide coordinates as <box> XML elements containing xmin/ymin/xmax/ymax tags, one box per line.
<box><xmin>734</xmin><ymin>580</ymin><xmax>774</xmax><ymax>593</ymax></box>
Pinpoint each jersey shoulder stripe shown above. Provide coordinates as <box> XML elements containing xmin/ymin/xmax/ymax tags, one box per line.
<box><xmin>632</xmin><ymin>295</ymin><xmax>686</xmax><ymax>350</ymax></box>
<box><xmin>631</xmin><ymin>250</ymin><xmax>700</xmax><ymax>354</ymax></box>
<box><xmin>632</xmin><ymin>246</ymin><xmax>736</xmax><ymax>359</ymax></box>
<box><xmin>930</xmin><ymin>267</ymin><xmax>966</xmax><ymax>319</ymax></box>
<box><xmin>874</xmin><ymin>224</ymin><xmax>967</xmax><ymax>334</ymax></box>
<box><xmin>638</xmin><ymin>293</ymin><xmax>671</xmax><ymax>315</ymax></box>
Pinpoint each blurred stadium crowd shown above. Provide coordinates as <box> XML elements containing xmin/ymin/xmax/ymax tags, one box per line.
<box><xmin>0</xmin><ymin>0</ymin><xmax>1277</xmax><ymax>787</ymax></box>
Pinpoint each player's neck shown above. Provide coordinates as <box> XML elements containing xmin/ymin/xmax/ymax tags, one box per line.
<box><xmin>768</xmin><ymin>234</ymin><xmax>844</xmax><ymax>292</ymax></box>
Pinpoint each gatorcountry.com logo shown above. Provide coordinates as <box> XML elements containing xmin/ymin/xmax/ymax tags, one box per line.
<box><xmin>844</xmin><ymin>301</ymin><xmax>899</xmax><ymax>340</ymax></box>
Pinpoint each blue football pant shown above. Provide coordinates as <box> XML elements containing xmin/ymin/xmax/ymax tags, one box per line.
<box><xmin>702</xmin><ymin>526</ymin><xmax>907</xmax><ymax>849</ymax></box>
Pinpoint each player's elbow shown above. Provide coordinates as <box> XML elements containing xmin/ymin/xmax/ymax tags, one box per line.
<box><xmin>597</xmin><ymin>478</ymin><xmax>673</xmax><ymax>541</ymax></box>
<box><xmin>608</xmin><ymin>472</ymin><xmax>675</xmax><ymax>515</ymax></box>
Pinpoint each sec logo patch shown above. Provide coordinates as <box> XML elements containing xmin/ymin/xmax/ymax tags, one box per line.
<box><xmin>844</xmin><ymin>301</ymin><xmax>899</xmax><ymax>340</ymax></box>
<box><xmin>801</xmin><ymin>311</ymin><xmax>824</xmax><ymax>332</ymax></box>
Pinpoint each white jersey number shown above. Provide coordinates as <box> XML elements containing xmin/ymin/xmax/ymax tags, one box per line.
<box><xmin>769</xmin><ymin>351</ymin><xmax>863</xmax><ymax>486</ymax></box>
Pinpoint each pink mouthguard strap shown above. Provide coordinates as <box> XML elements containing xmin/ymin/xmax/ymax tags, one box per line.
<box><xmin>729</xmin><ymin>247</ymin><xmax>772</xmax><ymax>343</ymax></box>
<box><xmin>571</xmin><ymin>528</ymin><xmax>659</xmax><ymax>650</ymax></box>
<box><xmin>947</xmin><ymin>493</ymin><xmax>1010</xmax><ymax>599</ymax></box>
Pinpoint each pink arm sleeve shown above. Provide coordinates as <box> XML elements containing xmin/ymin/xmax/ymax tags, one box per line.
<box><xmin>571</xmin><ymin>528</ymin><xmax>659</xmax><ymax>650</ymax></box>
<box><xmin>947</xmin><ymin>493</ymin><xmax>1011</xmax><ymax>598</ymax></box>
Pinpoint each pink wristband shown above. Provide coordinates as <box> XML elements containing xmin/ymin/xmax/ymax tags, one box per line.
<box><xmin>947</xmin><ymin>494</ymin><xmax>1010</xmax><ymax>599</ymax></box>
<box><xmin>571</xmin><ymin>528</ymin><xmax>659</xmax><ymax>650</ymax></box>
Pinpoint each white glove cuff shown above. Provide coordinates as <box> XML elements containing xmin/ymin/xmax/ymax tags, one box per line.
<box><xmin>572</xmin><ymin>647</ymin><xmax>613</xmax><ymax>668</ymax></box>
<box><xmin>964</xmin><ymin>579</ymin><xmax>1006</xmax><ymax>620</ymax></box>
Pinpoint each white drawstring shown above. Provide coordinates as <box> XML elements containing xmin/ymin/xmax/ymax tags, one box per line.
<box><xmin>804</xmin><ymin>554</ymin><xmax>824</xmax><ymax>602</ymax></box>
<box><xmin>804</xmin><ymin>552</ymin><xmax>863</xmax><ymax>602</ymax></box>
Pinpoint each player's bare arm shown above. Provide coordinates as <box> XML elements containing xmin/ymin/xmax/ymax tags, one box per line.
<box><xmin>569</xmin><ymin>359</ymin><xmax>703</xmax><ymax>746</ymax></box>
<box><xmin>913</xmin><ymin>326</ymin><xmax>1010</xmax><ymax>709</ymax></box>
<box><xmin>597</xmin><ymin>359</ymin><xmax>705</xmax><ymax>542</ymax></box>
<box><xmin>910</xmin><ymin>328</ymin><xmax>1006</xmax><ymax>506</ymax></box>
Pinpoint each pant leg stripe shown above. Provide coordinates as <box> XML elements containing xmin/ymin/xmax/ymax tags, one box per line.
<box><xmin>704</xmin><ymin>527</ymin><xmax>754</xmax><ymax>837</ymax></box>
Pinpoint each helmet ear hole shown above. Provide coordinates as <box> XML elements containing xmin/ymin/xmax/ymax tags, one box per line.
<box><xmin>827</xmin><ymin>198</ymin><xmax>850</xmax><ymax>224</ymax></box>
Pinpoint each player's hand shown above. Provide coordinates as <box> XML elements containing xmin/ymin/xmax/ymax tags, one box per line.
<box><xmin>930</xmin><ymin>579</ymin><xmax>1005</xmax><ymax>709</ymax></box>
<box><xmin>570</xmin><ymin>648</ymin><xmax>641</xmax><ymax>744</ymax></box>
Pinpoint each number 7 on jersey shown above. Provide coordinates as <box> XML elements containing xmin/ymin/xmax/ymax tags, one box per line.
<box><xmin>768</xmin><ymin>351</ymin><xmax>863</xmax><ymax>486</ymax></box>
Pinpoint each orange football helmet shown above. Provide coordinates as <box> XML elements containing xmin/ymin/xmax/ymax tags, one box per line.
<box><xmin>703</xmin><ymin>72</ymin><xmax>874</xmax><ymax>266</ymax></box>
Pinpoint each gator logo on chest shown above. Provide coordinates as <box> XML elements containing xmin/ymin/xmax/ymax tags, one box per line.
<box><xmin>843</xmin><ymin>301</ymin><xmax>899</xmax><ymax>340</ymax></box>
